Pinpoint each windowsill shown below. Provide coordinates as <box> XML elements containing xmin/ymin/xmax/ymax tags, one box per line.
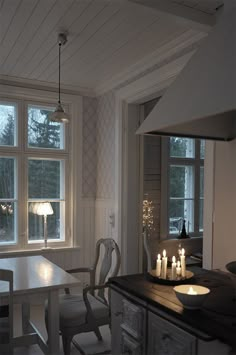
<box><xmin>0</xmin><ymin>246</ymin><xmax>81</xmax><ymax>258</ymax></box>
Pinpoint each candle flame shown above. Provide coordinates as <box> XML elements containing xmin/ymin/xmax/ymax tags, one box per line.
<box><xmin>163</xmin><ymin>249</ymin><xmax>166</xmax><ymax>257</ymax></box>
<box><xmin>177</xmin><ymin>260</ymin><xmax>180</xmax><ymax>267</ymax></box>
<box><xmin>172</xmin><ymin>256</ymin><xmax>176</xmax><ymax>263</ymax></box>
<box><xmin>157</xmin><ymin>254</ymin><xmax>161</xmax><ymax>260</ymax></box>
<box><xmin>181</xmin><ymin>248</ymin><xmax>185</xmax><ymax>256</ymax></box>
<box><xmin>187</xmin><ymin>286</ymin><xmax>197</xmax><ymax>295</ymax></box>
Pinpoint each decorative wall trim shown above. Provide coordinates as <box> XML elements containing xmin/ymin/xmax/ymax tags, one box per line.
<box><xmin>96</xmin><ymin>29</ymin><xmax>207</xmax><ymax>95</ymax></box>
<box><xmin>0</xmin><ymin>74</ymin><xmax>96</xmax><ymax>98</ymax></box>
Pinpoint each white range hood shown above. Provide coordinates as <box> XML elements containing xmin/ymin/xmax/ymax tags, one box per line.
<box><xmin>137</xmin><ymin>1</ymin><xmax>236</xmax><ymax>141</ymax></box>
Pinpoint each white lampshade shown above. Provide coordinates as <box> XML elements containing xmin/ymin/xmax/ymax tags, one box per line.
<box><xmin>35</xmin><ymin>202</ymin><xmax>53</xmax><ymax>216</ymax></box>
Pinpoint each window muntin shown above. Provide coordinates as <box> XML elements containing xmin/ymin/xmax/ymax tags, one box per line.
<box><xmin>167</xmin><ymin>137</ymin><xmax>204</xmax><ymax>237</ymax></box>
<box><xmin>0</xmin><ymin>157</ymin><xmax>17</xmax><ymax>244</ymax></box>
<box><xmin>27</xmin><ymin>104</ymin><xmax>64</xmax><ymax>150</ymax></box>
<box><xmin>0</xmin><ymin>102</ymin><xmax>17</xmax><ymax>147</ymax></box>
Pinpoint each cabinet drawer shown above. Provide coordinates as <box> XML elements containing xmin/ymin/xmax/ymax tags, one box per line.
<box><xmin>121</xmin><ymin>299</ymin><xmax>144</xmax><ymax>340</ymax></box>
<box><xmin>148</xmin><ymin>311</ymin><xmax>196</xmax><ymax>355</ymax></box>
<box><xmin>121</xmin><ymin>331</ymin><xmax>143</xmax><ymax>355</ymax></box>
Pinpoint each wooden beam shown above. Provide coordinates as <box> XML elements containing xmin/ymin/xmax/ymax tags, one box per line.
<box><xmin>128</xmin><ymin>0</ymin><xmax>223</xmax><ymax>32</ymax></box>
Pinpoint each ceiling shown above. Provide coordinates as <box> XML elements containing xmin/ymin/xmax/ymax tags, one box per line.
<box><xmin>0</xmin><ymin>0</ymin><xmax>223</xmax><ymax>95</ymax></box>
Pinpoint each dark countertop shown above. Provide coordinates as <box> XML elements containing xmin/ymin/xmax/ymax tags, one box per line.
<box><xmin>109</xmin><ymin>267</ymin><xmax>236</xmax><ymax>348</ymax></box>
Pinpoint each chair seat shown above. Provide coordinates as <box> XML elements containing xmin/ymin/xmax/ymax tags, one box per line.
<box><xmin>46</xmin><ymin>293</ymin><xmax>109</xmax><ymax>329</ymax></box>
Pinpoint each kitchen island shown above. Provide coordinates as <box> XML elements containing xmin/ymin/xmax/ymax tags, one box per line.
<box><xmin>109</xmin><ymin>268</ymin><xmax>235</xmax><ymax>355</ymax></box>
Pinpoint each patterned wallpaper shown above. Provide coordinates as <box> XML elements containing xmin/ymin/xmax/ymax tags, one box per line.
<box><xmin>82</xmin><ymin>92</ymin><xmax>116</xmax><ymax>199</ymax></box>
<box><xmin>82</xmin><ymin>96</ymin><xmax>97</xmax><ymax>198</ymax></box>
<box><xmin>96</xmin><ymin>91</ymin><xmax>115</xmax><ymax>199</ymax></box>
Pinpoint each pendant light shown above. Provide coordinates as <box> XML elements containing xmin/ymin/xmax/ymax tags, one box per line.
<box><xmin>50</xmin><ymin>32</ymin><xmax>70</xmax><ymax>123</ymax></box>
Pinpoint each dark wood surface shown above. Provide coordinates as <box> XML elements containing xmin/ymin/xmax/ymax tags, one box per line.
<box><xmin>109</xmin><ymin>267</ymin><xmax>236</xmax><ymax>348</ymax></box>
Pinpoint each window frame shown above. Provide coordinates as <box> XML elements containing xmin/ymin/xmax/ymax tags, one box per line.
<box><xmin>161</xmin><ymin>137</ymin><xmax>204</xmax><ymax>239</ymax></box>
<box><xmin>0</xmin><ymin>92</ymin><xmax>79</xmax><ymax>252</ymax></box>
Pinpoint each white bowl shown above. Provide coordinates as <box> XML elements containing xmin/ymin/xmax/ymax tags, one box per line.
<box><xmin>173</xmin><ymin>284</ymin><xmax>210</xmax><ymax>309</ymax></box>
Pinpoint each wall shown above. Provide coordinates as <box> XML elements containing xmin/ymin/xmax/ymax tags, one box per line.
<box><xmin>212</xmin><ymin>140</ymin><xmax>236</xmax><ymax>270</ymax></box>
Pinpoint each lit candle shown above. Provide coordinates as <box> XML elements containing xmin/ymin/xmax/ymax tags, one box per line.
<box><xmin>156</xmin><ymin>254</ymin><xmax>162</xmax><ymax>277</ymax></box>
<box><xmin>176</xmin><ymin>260</ymin><xmax>181</xmax><ymax>277</ymax></box>
<box><xmin>180</xmin><ymin>248</ymin><xmax>186</xmax><ymax>278</ymax></box>
<box><xmin>171</xmin><ymin>256</ymin><xmax>177</xmax><ymax>280</ymax></box>
<box><xmin>161</xmin><ymin>249</ymin><xmax>167</xmax><ymax>279</ymax></box>
<box><xmin>187</xmin><ymin>286</ymin><xmax>197</xmax><ymax>295</ymax></box>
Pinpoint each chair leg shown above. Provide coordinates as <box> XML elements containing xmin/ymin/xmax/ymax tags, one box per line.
<box><xmin>62</xmin><ymin>334</ymin><xmax>73</xmax><ymax>355</ymax></box>
<box><xmin>94</xmin><ymin>327</ymin><xmax>103</xmax><ymax>341</ymax></box>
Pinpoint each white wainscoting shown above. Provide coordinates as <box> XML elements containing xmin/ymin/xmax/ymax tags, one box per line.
<box><xmin>95</xmin><ymin>198</ymin><xmax>115</xmax><ymax>242</ymax></box>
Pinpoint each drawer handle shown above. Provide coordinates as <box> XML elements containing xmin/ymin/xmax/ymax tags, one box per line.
<box><xmin>115</xmin><ymin>311</ymin><xmax>123</xmax><ymax>316</ymax></box>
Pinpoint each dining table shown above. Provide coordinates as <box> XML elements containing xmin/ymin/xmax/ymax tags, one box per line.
<box><xmin>0</xmin><ymin>255</ymin><xmax>80</xmax><ymax>355</ymax></box>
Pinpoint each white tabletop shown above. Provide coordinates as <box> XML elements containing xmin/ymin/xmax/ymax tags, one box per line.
<box><xmin>0</xmin><ymin>255</ymin><xmax>79</xmax><ymax>296</ymax></box>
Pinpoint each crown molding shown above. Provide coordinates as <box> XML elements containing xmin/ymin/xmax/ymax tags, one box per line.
<box><xmin>0</xmin><ymin>75</ymin><xmax>96</xmax><ymax>98</ymax></box>
<box><xmin>95</xmin><ymin>29</ymin><xmax>207</xmax><ymax>96</ymax></box>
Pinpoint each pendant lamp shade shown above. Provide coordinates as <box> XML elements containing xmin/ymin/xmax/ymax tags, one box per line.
<box><xmin>50</xmin><ymin>32</ymin><xmax>70</xmax><ymax>123</ymax></box>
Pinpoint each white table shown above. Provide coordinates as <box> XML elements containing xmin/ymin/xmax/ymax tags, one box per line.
<box><xmin>0</xmin><ymin>255</ymin><xmax>79</xmax><ymax>355</ymax></box>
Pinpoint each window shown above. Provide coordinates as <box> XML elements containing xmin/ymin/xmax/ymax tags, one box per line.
<box><xmin>0</xmin><ymin>99</ymin><xmax>70</xmax><ymax>249</ymax></box>
<box><xmin>161</xmin><ymin>137</ymin><xmax>205</xmax><ymax>238</ymax></box>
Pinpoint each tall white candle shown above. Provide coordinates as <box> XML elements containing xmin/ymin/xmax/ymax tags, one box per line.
<box><xmin>180</xmin><ymin>248</ymin><xmax>186</xmax><ymax>278</ymax></box>
<box><xmin>176</xmin><ymin>260</ymin><xmax>181</xmax><ymax>277</ymax></box>
<box><xmin>156</xmin><ymin>254</ymin><xmax>162</xmax><ymax>277</ymax></box>
<box><xmin>171</xmin><ymin>256</ymin><xmax>177</xmax><ymax>280</ymax></box>
<box><xmin>161</xmin><ymin>249</ymin><xmax>167</xmax><ymax>279</ymax></box>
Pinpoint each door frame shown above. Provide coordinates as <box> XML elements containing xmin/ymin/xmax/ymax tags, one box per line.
<box><xmin>113</xmin><ymin>59</ymin><xmax>189</xmax><ymax>274</ymax></box>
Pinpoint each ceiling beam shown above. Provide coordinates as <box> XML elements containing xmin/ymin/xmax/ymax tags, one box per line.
<box><xmin>128</xmin><ymin>0</ymin><xmax>223</xmax><ymax>32</ymax></box>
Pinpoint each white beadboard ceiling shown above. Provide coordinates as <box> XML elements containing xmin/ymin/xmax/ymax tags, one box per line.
<box><xmin>0</xmin><ymin>0</ymin><xmax>223</xmax><ymax>94</ymax></box>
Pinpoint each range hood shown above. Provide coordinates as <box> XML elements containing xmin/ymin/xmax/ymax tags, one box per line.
<box><xmin>137</xmin><ymin>1</ymin><xmax>236</xmax><ymax>141</ymax></box>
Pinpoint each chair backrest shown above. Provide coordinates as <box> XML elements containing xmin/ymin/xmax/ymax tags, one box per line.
<box><xmin>92</xmin><ymin>238</ymin><xmax>121</xmax><ymax>299</ymax></box>
<box><xmin>0</xmin><ymin>269</ymin><xmax>13</xmax><ymax>354</ymax></box>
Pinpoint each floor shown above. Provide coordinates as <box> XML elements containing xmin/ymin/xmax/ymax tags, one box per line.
<box><xmin>13</xmin><ymin>304</ymin><xmax>111</xmax><ymax>355</ymax></box>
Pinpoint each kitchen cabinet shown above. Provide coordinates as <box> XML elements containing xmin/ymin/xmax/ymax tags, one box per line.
<box><xmin>110</xmin><ymin>271</ymin><xmax>234</xmax><ymax>355</ymax></box>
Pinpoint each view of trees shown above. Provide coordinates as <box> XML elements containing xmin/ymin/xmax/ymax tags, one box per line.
<box><xmin>0</xmin><ymin>104</ymin><xmax>63</xmax><ymax>242</ymax></box>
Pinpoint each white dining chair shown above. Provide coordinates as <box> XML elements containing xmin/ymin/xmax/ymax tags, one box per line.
<box><xmin>45</xmin><ymin>238</ymin><xmax>121</xmax><ymax>355</ymax></box>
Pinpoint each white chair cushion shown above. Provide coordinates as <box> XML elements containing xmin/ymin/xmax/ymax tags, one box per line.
<box><xmin>57</xmin><ymin>293</ymin><xmax>109</xmax><ymax>328</ymax></box>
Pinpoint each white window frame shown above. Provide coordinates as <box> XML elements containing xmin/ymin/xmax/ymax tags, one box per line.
<box><xmin>161</xmin><ymin>137</ymin><xmax>204</xmax><ymax>239</ymax></box>
<box><xmin>0</xmin><ymin>87</ymin><xmax>82</xmax><ymax>253</ymax></box>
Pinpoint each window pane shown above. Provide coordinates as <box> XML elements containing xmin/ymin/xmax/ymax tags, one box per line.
<box><xmin>0</xmin><ymin>202</ymin><xmax>16</xmax><ymax>243</ymax></box>
<box><xmin>169</xmin><ymin>165</ymin><xmax>194</xmax><ymax>198</ymax></box>
<box><xmin>0</xmin><ymin>157</ymin><xmax>15</xmax><ymax>198</ymax></box>
<box><xmin>28</xmin><ymin>105</ymin><xmax>64</xmax><ymax>149</ymax></box>
<box><xmin>28</xmin><ymin>159</ymin><xmax>61</xmax><ymax>199</ymax></box>
<box><xmin>28</xmin><ymin>201</ymin><xmax>64</xmax><ymax>241</ymax></box>
<box><xmin>0</xmin><ymin>103</ymin><xmax>16</xmax><ymax>146</ymax></box>
<box><xmin>200</xmin><ymin>140</ymin><xmax>205</xmax><ymax>159</ymax></box>
<box><xmin>170</xmin><ymin>137</ymin><xmax>194</xmax><ymax>158</ymax></box>
<box><xmin>169</xmin><ymin>199</ymin><xmax>194</xmax><ymax>234</ymax></box>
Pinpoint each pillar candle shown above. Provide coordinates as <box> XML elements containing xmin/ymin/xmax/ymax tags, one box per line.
<box><xmin>156</xmin><ymin>254</ymin><xmax>162</xmax><ymax>277</ymax></box>
<box><xmin>161</xmin><ymin>249</ymin><xmax>167</xmax><ymax>279</ymax></box>
<box><xmin>180</xmin><ymin>248</ymin><xmax>186</xmax><ymax>278</ymax></box>
<box><xmin>171</xmin><ymin>256</ymin><xmax>177</xmax><ymax>280</ymax></box>
<box><xmin>176</xmin><ymin>260</ymin><xmax>181</xmax><ymax>277</ymax></box>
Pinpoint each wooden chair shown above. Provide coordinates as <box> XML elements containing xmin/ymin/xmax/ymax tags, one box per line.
<box><xmin>0</xmin><ymin>269</ymin><xmax>14</xmax><ymax>355</ymax></box>
<box><xmin>45</xmin><ymin>238</ymin><xmax>121</xmax><ymax>355</ymax></box>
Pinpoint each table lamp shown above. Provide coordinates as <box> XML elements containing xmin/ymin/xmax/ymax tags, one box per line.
<box><xmin>35</xmin><ymin>202</ymin><xmax>53</xmax><ymax>249</ymax></box>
